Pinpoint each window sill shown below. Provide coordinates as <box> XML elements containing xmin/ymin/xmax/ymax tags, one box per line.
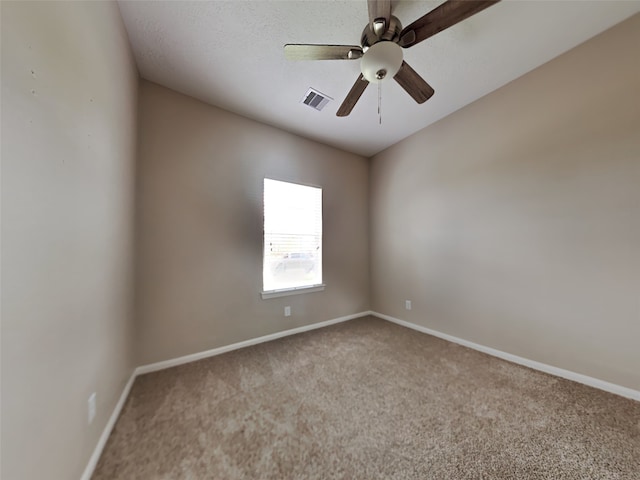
<box><xmin>261</xmin><ymin>284</ymin><xmax>325</xmax><ymax>299</ymax></box>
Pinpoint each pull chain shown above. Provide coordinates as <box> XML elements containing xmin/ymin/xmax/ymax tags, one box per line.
<box><xmin>378</xmin><ymin>81</ymin><xmax>382</xmax><ymax>125</ymax></box>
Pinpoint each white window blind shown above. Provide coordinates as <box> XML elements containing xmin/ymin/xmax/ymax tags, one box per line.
<box><xmin>263</xmin><ymin>178</ymin><xmax>322</xmax><ymax>293</ymax></box>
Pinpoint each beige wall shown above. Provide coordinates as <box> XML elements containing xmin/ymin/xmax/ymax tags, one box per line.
<box><xmin>135</xmin><ymin>81</ymin><xmax>369</xmax><ymax>365</ymax></box>
<box><xmin>1</xmin><ymin>2</ymin><xmax>138</xmax><ymax>479</ymax></box>
<box><xmin>370</xmin><ymin>15</ymin><xmax>640</xmax><ymax>390</ymax></box>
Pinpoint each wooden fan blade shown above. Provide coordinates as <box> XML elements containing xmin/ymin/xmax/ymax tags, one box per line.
<box><xmin>367</xmin><ymin>0</ymin><xmax>391</xmax><ymax>37</ymax></box>
<box><xmin>394</xmin><ymin>61</ymin><xmax>434</xmax><ymax>104</ymax></box>
<box><xmin>398</xmin><ymin>0</ymin><xmax>500</xmax><ymax>48</ymax></box>
<box><xmin>337</xmin><ymin>74</ymin><xmax>370</xmax><ymax>117</ymax></box>
<box><xmin>284</xmin><ymin>44</ymin><xmax>363</xmax><ymax>61</ymax></box>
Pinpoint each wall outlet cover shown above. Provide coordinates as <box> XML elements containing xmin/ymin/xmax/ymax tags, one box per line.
<box><xmin>88</xmin><ymin>392</ymin><xmax>96</xmax><ymax>424</ymax></box>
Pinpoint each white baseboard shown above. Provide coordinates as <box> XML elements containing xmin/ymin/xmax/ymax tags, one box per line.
<box><xmin>136</xmin><ymin>311</ymin><xmax>370</xmax><ymax>375</ymax></box>
<box><xmin>80</xmin><ymin>369</ymin><xmax>137</xmax><ymax>480</ymax></box>
<box><xmin>81</xmin><ymin>309</ymin><xmax>637</xmax><ymax>479</ymax></box>
<box><xmin>372</xmin><ymin>311</ymin><xmax>640</xmax><ymax>401</ymax></box>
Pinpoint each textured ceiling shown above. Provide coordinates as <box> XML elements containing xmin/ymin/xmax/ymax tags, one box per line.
<box><xmin>117</xmin><ymin>1</ymin><xmax>640</xmax><ymax>157</ymax></box>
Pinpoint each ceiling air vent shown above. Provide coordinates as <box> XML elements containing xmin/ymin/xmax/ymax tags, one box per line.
<box><xmin>301</xmin><ymin>88</ymin><xmax>332</xmax><ymax>111</ymax></box>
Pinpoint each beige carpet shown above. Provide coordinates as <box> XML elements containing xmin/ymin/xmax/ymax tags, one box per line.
<box><xmin>93</xmin><ymin>316</ymin><xmax>640</xmax><ymax>479</ymax></box>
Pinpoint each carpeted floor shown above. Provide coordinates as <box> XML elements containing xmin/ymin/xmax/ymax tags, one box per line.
<box><xmin>93</xmin><ymin>316</ymin><xmax>640</xmax><ymax>479</ymax></box>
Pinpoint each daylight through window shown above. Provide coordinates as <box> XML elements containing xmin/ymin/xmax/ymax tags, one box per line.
<box><xmin>263</xmin><ymin>178</ymin><xmax>322</xmax><ymax>293</ymax></box>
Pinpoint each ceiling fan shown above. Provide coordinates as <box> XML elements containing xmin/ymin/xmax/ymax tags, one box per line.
<box><xmin>284</xmin><ymin>0</ymin><xmax>500</xmax><ymax>117</ymax></box>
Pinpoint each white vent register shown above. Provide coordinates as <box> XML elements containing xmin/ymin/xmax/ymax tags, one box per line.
<box><xmin>301</xmin><ymin>88</ymin><xmax>332</xmax><ymax>111</ymax></box>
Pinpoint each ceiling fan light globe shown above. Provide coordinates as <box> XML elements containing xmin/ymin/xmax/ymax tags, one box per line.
<box><xmin>360</xmin><ymin>41</ymin><xmax>403</xmax><ymax>83</ymax></box>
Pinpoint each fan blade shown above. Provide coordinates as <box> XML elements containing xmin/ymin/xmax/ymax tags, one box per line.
<box><xmin>284</xmin><ymin>44</ymin><xmax>363</xmax><ymax>61</ymax></box>
<box><xmin>337</xmin><ymin>74</ymin><xmax>370</xmax><ymax>117</ymax></box>
<box><xmin>398</xmin><ymin>0</ymin><xmax>500</xmax><ymax>48</ymax></box>
<box><xmin>394</xmin><ymin>61</ymin><xmax>435</xmax><ymax>104</ymax></box>
<box><xmin>367</xmin><ymin>0</ymin><xmax>391</xmax><ymax>37</ymax></box>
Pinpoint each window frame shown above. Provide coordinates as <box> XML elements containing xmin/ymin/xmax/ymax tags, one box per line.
<box><xmin>260</xmin><ymin>178</ymin><xmax>325</xmax><ymax>299</ymax></box>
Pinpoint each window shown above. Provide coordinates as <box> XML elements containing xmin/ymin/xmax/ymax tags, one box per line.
<box><xmin>262</xmin><ymin>178</ymin><xmax>323</xmax><ymax>297</ymax></box>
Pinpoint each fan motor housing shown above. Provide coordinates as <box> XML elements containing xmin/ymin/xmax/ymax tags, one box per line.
<box><xmin>361</xmin><ymin>15</ymin><xmax>403</xmax><ymax>51</ymax></box>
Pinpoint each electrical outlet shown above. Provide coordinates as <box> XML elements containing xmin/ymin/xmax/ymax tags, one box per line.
<box><xmin>284</xmin><ymin>306</ymin><xmax>291</xmax><ymax>317</ymax></box>
<box><xmin>405</xmin><ymin>300</ymin><xmax>412</xmax><ymax>311</ymax></box>
<box><xmin>88</xmin><ymin>392</ymin><xmax>96</xmax><ymax>424</ymax></box>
